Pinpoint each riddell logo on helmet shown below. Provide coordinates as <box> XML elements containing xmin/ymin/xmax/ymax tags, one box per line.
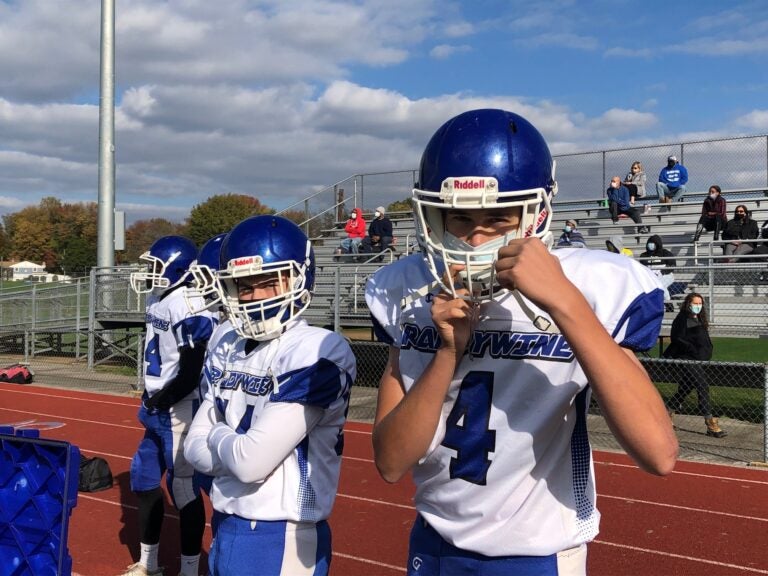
<box><xmin>234</xmin><ymin>258</ymin><xmax>254</xmax><ymax>266</ymax></box>
<box><xmin>453</xmin><ymin>179</ymin><xmax>485</xmax><ymax>190</ymax></box>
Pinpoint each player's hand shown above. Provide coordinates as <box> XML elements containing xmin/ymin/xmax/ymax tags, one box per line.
<box><xmin>495</xmin><ymin>237</ymin><xmax>574</xmax><ymax>311</ymax></box>
<box><xmin>430</xmin><ymin>265</ymin><xmax>475</xmax><ymax>357</ymax></box>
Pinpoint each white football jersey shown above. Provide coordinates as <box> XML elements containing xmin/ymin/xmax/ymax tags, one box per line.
<box><xmin>365</xmin><ymin>249</ymin><xmax>664</xmax><ymax>557</ymax></box>
<box><xmin>193</xmin><ymin>319</ymin><xmax>355</xmax><ymax>522</ymax></box>
<box><xmin>143</xmin><ymin>286</ymin><xmax>217</xmax><ymax>397</ymax></box>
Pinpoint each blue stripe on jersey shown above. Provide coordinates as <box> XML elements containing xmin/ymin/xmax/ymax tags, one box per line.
<box><xmin>371</xmin><ymin>313</ymin><xmax>395</xmax><ymax>345</ymax></box>
<box><xmin>175</xmin><ymin>314</ymin><xmax>214</xmax><ymax>346</ymax></box>
<box><xmin>270</xmin><ymin>358</ymin><xmax>344</xmax><ymax>408</ymax></box>
<box><xmin>408</xmin><ymin>517</ymin><xmax>559</xmax><ymax>576</ymax></box>
<box><xmin>570</xmin><ymin>387</ymin><xmax>596</xmax><ymax>540</ymax></box>
<box><xmin>296</xmin><ymin>436</ymin><xmax>319</xmax><ymax>518</ymax></box>
<box><xmin>611</xmin><ymin>288</ymin><xmax>664</xmax><ymax>351</ymax></box>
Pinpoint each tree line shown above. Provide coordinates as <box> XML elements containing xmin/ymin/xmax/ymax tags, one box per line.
<box><xmin>0</xmin><ymin>194</ymin><xmax>306</xmax><ymax>278</ymax></box>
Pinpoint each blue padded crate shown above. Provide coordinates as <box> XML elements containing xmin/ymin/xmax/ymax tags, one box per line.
<box><xmin>0</xmin><ymin>427</ymin><xmax>79</xmax><ymax>576</ymax></box>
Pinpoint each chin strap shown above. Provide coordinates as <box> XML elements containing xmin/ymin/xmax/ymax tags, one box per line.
<box><xmin>510</xmin><ymin>290</ymin><xmax>560</xmax><ymax>334</ymax></box>
<box><xmin>400</xmin><ymin>280</ymin><xmax>440</xmax><ymax>310</ymax></box>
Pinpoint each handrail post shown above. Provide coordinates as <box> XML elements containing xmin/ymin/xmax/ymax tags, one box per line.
<box><xmin>333</xmin><ymin>267</ymin><xmax>341</xmax><ymax>332</ymax></box>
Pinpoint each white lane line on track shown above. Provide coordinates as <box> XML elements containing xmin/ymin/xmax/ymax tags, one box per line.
<box><xmin>597</xmin><ymin>460</ymin><xmax>768</xmax><ymax>485</ymax></box>
<box><xmin>0</xmin><ymin>387</ymin><xmax>139</xmax><ymax>407</ymax></box>
<box><xmin>337</xmin><ymin>493</ymin><xmax>413</xmax><ymax>511</ymax></box>
<box><xmin>594</xmin><ymin>540</ymin><xmax>768</xmax><ymax>574</ymax></box>
<box><xmin>0</xmin><ymin>407</ymin><xmax>143</xmax><ymax>431</ymax></box>
<box><xmin>333</xmin><ymin>552</ymin><xmax>406</xmax><ymax>573</ymax></box>
<box><xmin>599</xmin><ymin>493</ymin><xmax>768</xmax><ymax>522</ymax></box>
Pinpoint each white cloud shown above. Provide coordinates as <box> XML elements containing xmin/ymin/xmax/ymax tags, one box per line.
<box><xmin>587</xmin><ymin>108</ymin><xmax>658</xmax><ymax>136</ymax></box>
<box><xmin>668</xmin><ymin>37</ymin><xmax>768</xmax><ymax>56</ymax></box>
<box><xmin>522</xmin><ymin>33</ymin><xmax>598</xmax><ymax>51</ymax></box>
<box><xmin>736</xmin><ymin>109</ymin><xmax>768</xmax><ymax>131</ymax></box>
<box><xmin>429</xmin><ymin>44</ymin><xmax>472</xmax><ymax>59</ymax></box>
<box><xmin>604</xmin><ymin>47</ymin><xmax>652</xmax><ymax>58</ymax></box>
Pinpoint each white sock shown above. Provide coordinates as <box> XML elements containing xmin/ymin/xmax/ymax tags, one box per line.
<box><xmin>139</xmin><ymin>542</ymin><xmax>159</xmax><ymax>572</ymax></box>
<box><xmin>180</xmin><ymin>554</ymin><xmax>200</xmax><ymax>576</ymax></box>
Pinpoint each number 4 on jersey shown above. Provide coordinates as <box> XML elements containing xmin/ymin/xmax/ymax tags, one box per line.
<box><xmin>441</xmin><ymin>371</ymin><xmax>496</xmax><ymax>485</ymax></box>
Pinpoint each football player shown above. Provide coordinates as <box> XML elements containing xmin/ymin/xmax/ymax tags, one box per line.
<box><xmin>184</xmin><ymin>215</ymin><xmax>356</xmax><ymax>576</ymax></box>
<box><xmin>125</xmin><ymin>236</ymin><xmax>217</xmax><ymax>576</ymax></box>
<box><xmin>366</xmin><ymin>109</ymin><xmax>678</xmax><ymax>576</ymax></box>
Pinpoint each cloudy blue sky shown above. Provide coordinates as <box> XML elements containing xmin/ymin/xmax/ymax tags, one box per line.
<box><xmin>1</xmin><ymin>0</ymin><xmax>767</xmax><ymax>223</ymax></box>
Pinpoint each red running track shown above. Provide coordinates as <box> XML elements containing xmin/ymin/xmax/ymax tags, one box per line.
<box><xmin>1</xmin><ymin>383</ymin><xmax>766</xmax><ymax>575</ymax></box>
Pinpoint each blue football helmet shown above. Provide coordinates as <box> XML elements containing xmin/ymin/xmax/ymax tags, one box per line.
<box><xmin>184</xmin><ymin>232</ymin><xmax>228</xmax><ymax>314</ymax></box>
<box><xmin>215</xmin><ymin>215</ymin><xmax>315</xmax><ymax>340</ymax></box>
<box><xmin>412</xmin><ymin>108</ymin><xmax>558</xmax><ymax>301</ymax></box>
<box><xmin>130</xmin><ymin>235</ymin><xmax>197</xmax><ymax>294</ymax></box>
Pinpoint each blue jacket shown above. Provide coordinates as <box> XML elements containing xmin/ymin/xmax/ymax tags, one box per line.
<box><xmin>607</xmin><ymin>184</ymin><xmax>632</xmax><ymax>211</ymax></box>
<box><xmin>658</xmin><ymin>163</ymin><xmax>689</xmax><ymax>188</ymax></box>
<box><xmin>556</xmin><ymin>229</ymin><xmax>586</xmax><ymax>248</ymax></box>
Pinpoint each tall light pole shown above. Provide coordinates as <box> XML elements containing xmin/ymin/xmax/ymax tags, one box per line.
<box><xmin>97</xmin><ymin>0</ymin><xmax>115</xmax><ymax>268</ymax></box>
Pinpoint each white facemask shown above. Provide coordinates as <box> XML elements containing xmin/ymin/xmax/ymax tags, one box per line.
<box><xmin>351</xmin><ymin>213</ymin><xmax>357</xmax><ymax>219</ymax></box>
<box><xmin>374</xmin><ymin>211</ymin><xmax>381</xmax><ymax>218</ymax></box>
<box><xmin>690</xmin><ymin>304</ymin><xmax>702</xmax><ymax>315</ymax></box>
<box><xmin>442</xmin><ymin>232</ymin><xmax>499</xmax><ymax>264</ymax></box>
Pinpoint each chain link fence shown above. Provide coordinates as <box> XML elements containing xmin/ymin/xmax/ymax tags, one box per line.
<box><xmin>0</xmin><ymin>329</ymin><xmax>142</xmax><ymax>395</ymax></box>
<box><xmin>346</xmin><ymin>342</ymin><xmax>767</xmax><ymax>465</ymax></box>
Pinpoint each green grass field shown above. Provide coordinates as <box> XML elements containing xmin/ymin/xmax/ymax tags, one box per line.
<box><xmin>643</xmin><ymin>337</ymin><xmax>768</xmax><ymax>363</ymax></box>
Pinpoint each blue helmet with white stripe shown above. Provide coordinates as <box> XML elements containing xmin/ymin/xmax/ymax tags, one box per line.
<box><xmin>215</xmin><ymin>215</ymin><xmax>315</xmax><ymax>340</ymax></box>
<box><xmin>412</xmin><ymin>109</ymin><xmax>557</xmax><ymax>300</ymax></box>
<box><xmin>130</xmin><ymin>235</ymin><xmax>197</xmax><ymax>294</ymax></box>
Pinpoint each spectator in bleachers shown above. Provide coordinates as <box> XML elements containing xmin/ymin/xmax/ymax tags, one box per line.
<box><xmin>360</xmin><ymin>206</ymin><xmax>393</xmax><ymax>257</ymax></box>
<box><xmin>605</xmin><ymin>234</ymin><xmax>634</xmax><ymax>258</ymax></box>
<box><xmin>693</xmin><ymin>185</ymin><xmax>727</xmax><ymax>242</ymax></box>
<box><xmin>334</xmin><ymin>207</ymin><xmax>366</xmax><ymax>260</ymax></box>
<box><xmin>656</xmin><ymin>155</ymin><xmax>688</xmax><ymax>207</ymax></box>
<box><xmin>639</xmin><ymin>234</ymin><xmax>676</xmax><ymax>309</ymax></box>
<box><xmin>606</xmin><ymin>176</ymin><xmax>649</xmax><ymax>234</ymax></box>
<box><xmin>663</xmin><ymin>292</ymin><xmax>727</xmax><ymax>438</ymax></box>
<box><xmin>623</xmin><ymin>161</ymin><xmax>647</xmax><ymax>202</ymax></box>
<box><xmin>555</xmin><ymin>218</ymin><xmax>586</xmax><ymax>248</ymax></box>
<box><xmin>722</xmin><ymin>204</ymin><xmax>759</xmax><ymax>262</ymax></box>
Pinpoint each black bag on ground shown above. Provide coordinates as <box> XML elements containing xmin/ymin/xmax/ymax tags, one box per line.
<box><xmin>78</xmin><ymin>454</ymin><xmax>114</xmax><ymax>492</ymax></box>
<box><xmin>0</xmin><ymin>363</ymin><xmax>33</xmax><ymax>384</ymax></box>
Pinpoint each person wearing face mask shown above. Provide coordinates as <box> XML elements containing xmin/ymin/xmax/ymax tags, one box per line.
<box><xmin>722</xmin><ymin>204</ymin><xmax>758</xmax><ymax>262</ymax></box>
<box><xmin>606</xmin><ymin>176</ymin><xmax>649</xmax><ymax>234</ymax></box>
<box><xmin>360</xmin><ymin>206</ymin><xmax>394</xmax><ymax>258</ymax></box>
<box><xmin>656</xmin><ymin>155</ymin><xmax>689</xmax><ymax>206</ymax></box>
<box><xmin>334</xmin><ymin>207</ymin><xmax>366</xmax><ymax>260</ymax></box>
<box><xmin>663</xmin><ymin>293</ymin><xmax>726</xmax><ymax>438</ymax></box>
<box><xmin>555</xmin><ymin>219</ymin><xmax>586</xmax><ymax>248</ymax></box>
<box><xmin>639</xmin><ymin>235</ymin><xmax>676</xmax><ymax>308</ymax></box>
<box><xmin>367</xmin><ymin>109</ymin><xmax>676</xmax><ymax>576</ymax></box>
<box><xmin>693</xmin><ymin>185</ymin><xmax>727</xmax><ymax>242</ymax></box>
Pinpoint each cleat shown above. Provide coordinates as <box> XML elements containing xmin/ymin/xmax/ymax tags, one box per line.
<box><xmin>120</xmin><ymin>562</ymin><xmax>164</xmax><ymax>576</ymax></box>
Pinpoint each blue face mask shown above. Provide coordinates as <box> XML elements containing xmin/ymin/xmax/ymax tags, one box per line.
<box><xmin>647</xmin><ymin>242</ymin><xmax>656</xmax><ymax>251</ymax></box>
<box><xmin>564</xmin><ymin>225</ymin><xmax>572</xmax><ymax>233</ymax></box>
<box><xmin>690</xmin><ymin>304</ymin><xmax>702</xmax><ymax>315</ymax></box>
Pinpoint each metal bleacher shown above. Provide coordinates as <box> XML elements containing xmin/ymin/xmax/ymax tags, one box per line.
<box><xmin>307</xmin><ymin>188</ymin><xmax>768</xmax><ymax>338</ymax></box>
